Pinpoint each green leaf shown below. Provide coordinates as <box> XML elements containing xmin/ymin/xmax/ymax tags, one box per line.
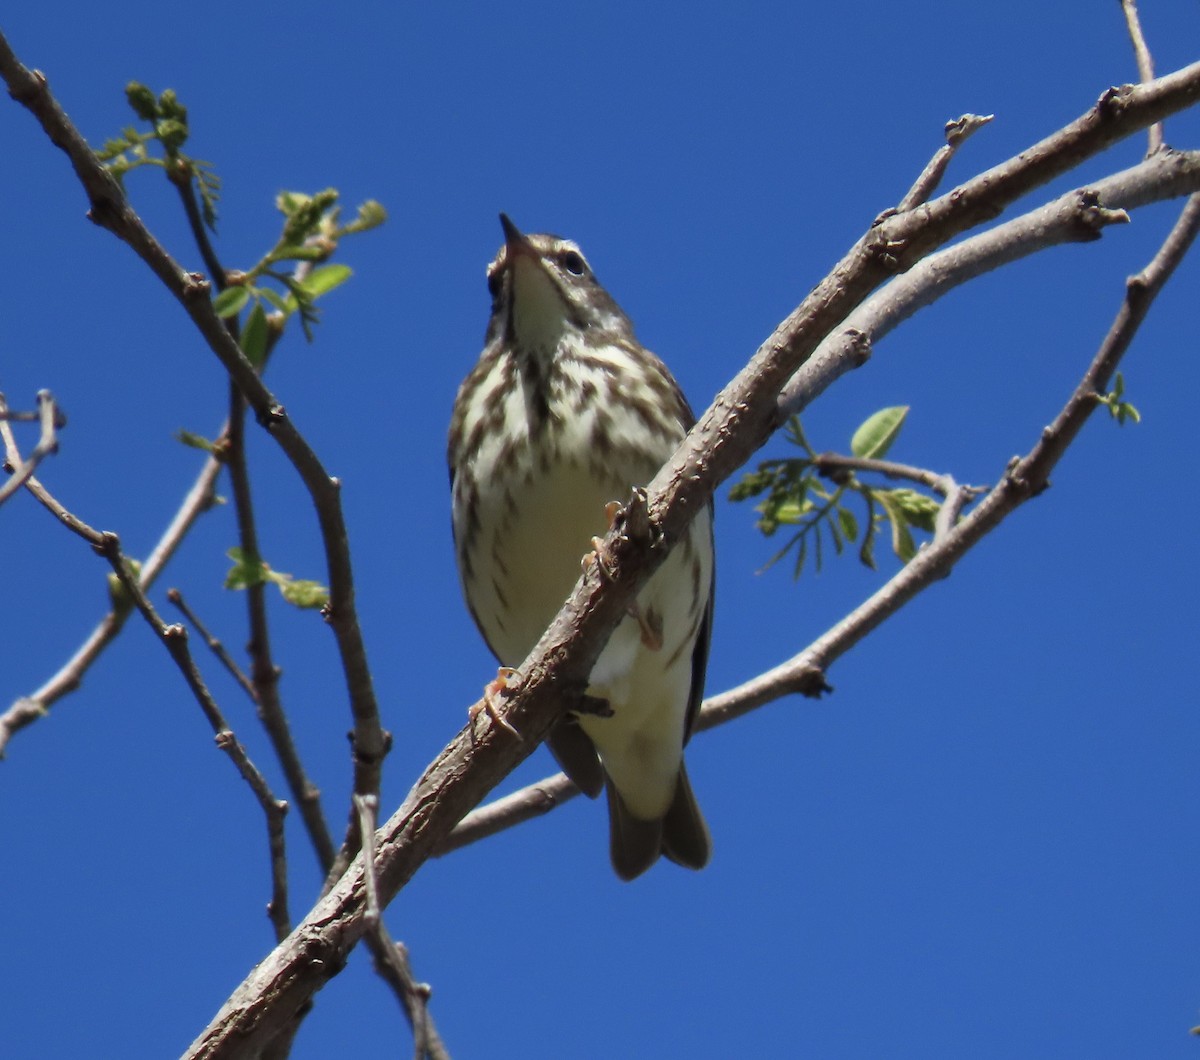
<box><xmin>241</xmin><ymin>303</ymin><xmax>269</xmax><ymax>368</ymax></box>
<box><xmin>299</xmin><ymin>263</ymin><xmax>352</xmax><ymax>299</ymax></box>
<box><xmin>836</xmin><ymin>505</ymin><xmax>858</xmax><ymax>542</ymax></box>
<box><xmin>175</xmin><ymin>429</ymin><xmax>216</xmax><ymax>453</ymax></box>
<box><xmin>851</xmin><ymin>405</ymin><xmax>909</xmax><ymax>459</ymax></box>
<box><xmin>106</xmin><ymin>559</ymin><xmax>142</xmax><ymax>616</ymax></box>
<box><xmin>341</xmin><ymin>199</ymin><xmax>388</xmax><ymax>234</ymax></box>
<box><xmin>885</xmin><ymin>487</ymin><xmax>940</xmax><ymax>533</ymax></box>
<box><xmin>877</xmin><ymin>493</ymin><xmax>917</xmax><ymax>562</ymax></box>
<box><xmin>212</xmin><ymin>287</ymin><xmax>250</xmax><ymax>318</ymax></box>
<box><xmin>259</xmin><ymin>288</ymin><xmax>290</xmax><ymax>313</ymax></box>
<box><xmin>793</xmin><ymin>536</ymin><xmax>807</xmax><ymax>579</ymax></box>
<box><xmin>277</xmin><ymin>578</ymin><xmax>330</xmax><ymax>610</ymax></box>
<box><xmin>125</xmin><ymin>82</ymin><xmax>158</xmax><ymax>121</ymax></box>
<box><xmin>224</xmin><ymin>547</ymin><xmax>269</xmax><ymax>591</ymax></box>
<box><xmin>1100</xmin><ymin>372</ymin><xmax>1142</xmax><ymax>426</ymax></box>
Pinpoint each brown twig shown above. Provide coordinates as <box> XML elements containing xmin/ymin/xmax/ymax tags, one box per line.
<box><xmin>778</xmin><ymin>147</ymin><xmax>1200</xmax><ymax>418</ymax></box>
<box><xmin>0</xmin><ymin>31</ymin><xmax>391</xmax><ymax>805</ymax></box>
<box><xmin>1120</xmin><ymin>0</ymin><xmax>1164</xmax><ymax>154</ymax></box>
<box><xmin>0</xmin><ymin>440</ymin><xmax>223</xmax><ymax>756</ymax></box>
<box><xmin>167</xmin><ymin>589</ymin><xmax>258</xmax><ymax>703</ymax></box>
<box><xmin>0</xmin><ymin>432</ymin><xmax>293</xmax><ymax>937</ymax></box>
<box><xmin>896</xmin><ymin>112</ymin><xmax>993</xmax><ymax>212</ymax></box>
<box><xmin>0</xmin><ymin>390</ymin><xmax>61</xmax><ymax>506</ymax></box>
<box><xmin>169</xmin><ymin>157</ymin><xmax>227</xmax><ymax>288</ymax></box>
<box><xmin>809</xmin><ymin>452</ymin><xmax>979</xmax><ymax>496</ymax></box>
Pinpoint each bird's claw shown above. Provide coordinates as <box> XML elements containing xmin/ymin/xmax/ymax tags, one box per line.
<box><xmin>468</xmin><ymin>666</ymin><xmax>523</xmax><ymax>739</ymax></box>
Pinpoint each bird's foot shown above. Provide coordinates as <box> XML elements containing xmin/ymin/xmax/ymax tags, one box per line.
<box><xmin>468</xmin><ymin>666</ymin><xmax>523</xmax><ymax>739</ymax></box>
<box><xmin>581</xmin><ymin>501</ymin><xmax>625</xmax><ymax>580</ymax></box>
<box><xmin>629</xmin><ymin>603</ymin><xmax>663</xmax><ymax>651</ymax></box>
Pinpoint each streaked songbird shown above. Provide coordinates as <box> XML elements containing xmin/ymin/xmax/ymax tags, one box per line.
<box><xmin>448</xmin><ymin>214</ymin><xmax>714</xmax><ymax>880</ymax></box>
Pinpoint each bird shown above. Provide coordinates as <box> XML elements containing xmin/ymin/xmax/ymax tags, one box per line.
<box><xmin>448</xmin><ymin>214</ymin><xmax>715</xmax><ymax>880</ymax></box>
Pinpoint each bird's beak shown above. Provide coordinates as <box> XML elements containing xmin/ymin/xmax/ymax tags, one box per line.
<box><xmin>499</xmin><ymin>213</ymin><xmax>536</xmax><ymax>261</ymax></box>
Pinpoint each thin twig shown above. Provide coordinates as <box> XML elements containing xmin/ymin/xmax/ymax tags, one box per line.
<box><xmin>778</xmin><ymin>147</ymin><xmax>1200</xmax><ymax>418</ymax></box>
<box><xmin>355</xmin><ymin>795</ymin><xmax>381</xmax><ymax>930</ymax></box>
<box><xmin>0</xmin><ymin>32</ymin><xmax>391</xmax><ymax>804</ymax></box>
<box><xmin>896</xmin><ymin>113</ymin><xmax>993</xmax><ymax>212</ymax></box>
<box><xmin>0</xmin><ymin>440</ymin><xmax>223</xmax><ymax>756</ymax></box>
<box><xmin>810</xmin><ymin>451</ymin><xmax>982</xmax><ymax>496</ymax></box>
<box><xmin>0</xmin><ymin>430</ymin><xmax>292</xmax><ymax>936</ymax></box>
<box><xmin>0</xmin><ymin>390</ymin><xmax>61</xmax><ymax>506</ymax></box>
<box><xmin>169</xmin><ymin>158</ymin><xmax>227</xmax><ymax>287</ymax></box>
<box><xmin>167</xmin><ymin>588</ymin><xmax>258</xmax><ymax>702</ymax></box>
<box><xmin>1121</xmin><ymin>0</ymin><xmax>1164</xmax><ymax>154</ymax></box>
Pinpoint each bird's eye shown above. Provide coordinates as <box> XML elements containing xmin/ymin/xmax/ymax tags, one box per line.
<box><xmin>487</xmin><ymin>269</ymin><xmax>502</xmax><ymax>297</ymax></box>
<box><xmin>560</xmin><ymin>250</ymin><xmax>586</xmax><ymax>276</ymax></box>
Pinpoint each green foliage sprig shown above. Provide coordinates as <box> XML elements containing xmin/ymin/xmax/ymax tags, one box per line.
<box><xmin>729</xmin><ymin>407</ymin><xmax>942</xmax><ymax>577</ymax></box>
<box><xmin>225</xmin><ymin>547</ymin><xmax>329</xmax><ymax>610</ymax></box>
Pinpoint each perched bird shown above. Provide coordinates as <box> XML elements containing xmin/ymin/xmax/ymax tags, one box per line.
<box><xmin>448</xmin><ymin>215</ymin><xmax>715</xmax><ymax>880</ymax></box>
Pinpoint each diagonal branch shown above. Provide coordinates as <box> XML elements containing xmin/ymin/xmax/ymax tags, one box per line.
<box><xmin>0</xmin><ymin>389</ymin><xmax>61</xmax><ymax>506</ymax></box>
<box><xmin>0</xmin><ymin>438</ymin><xmax>223</xmax><ymax>757</ymax></box>
<box><xmin>438</xmin><ymin>193</ymin><xmax>1200</xmax><ymax>856</ymax></box>
<box><xmin>779</xmin><ymin>147</ymin><xmax>1200</xmax><ymax>417</ymax></box>
<box><xmin>180</xmin><ymin>61</ymin><xmax>1200</xmax><ymax>1056</ymax></box>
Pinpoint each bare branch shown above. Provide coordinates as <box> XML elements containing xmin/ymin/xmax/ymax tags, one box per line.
<box><xmin>1120</xmin><ymin>0</ymin><xmax>1164</xmax><ymax>154</ymax></box>
<box><xmin>0</xmin><ymin>31</ymin><xmax>390</xmax><ymax>801</ymax></box>
<box><xmin>0</xmin><ymin>443</ymin><xmax>223</xmax><ymax>756</ymax></box>
<box><xmin>779</xmin><ymin>147</ymin><xmax>1200</xmax><ymax>417</ymax></box>
<box><xmin>896</xmin><ymin>112</ymin><xmax>993</xmax><ymax>212</ymax></box>
<box><xmin>0</xmin><ymin>390</ymin><xmax>62</xmax><ymax>506</ymax></box>
<box><xmin>809</xmin><ymin>452</ymin><xmax>980</xmax><ymax>496</ymax></box>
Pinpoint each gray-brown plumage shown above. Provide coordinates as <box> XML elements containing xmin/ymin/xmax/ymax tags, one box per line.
<box><xmin>449</xmin><ymin>215</ymin><xmax>714</xmax><ymax>880</ymax></box>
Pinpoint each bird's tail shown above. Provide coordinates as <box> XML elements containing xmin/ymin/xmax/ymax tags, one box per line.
<box><xmin>607</xmin><ymin>763</ymin><xmax>711</xmax><ymax>881</ymax></box>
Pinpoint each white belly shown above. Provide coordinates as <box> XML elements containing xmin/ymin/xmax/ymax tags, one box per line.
<box><xmin>452</xmin><ymin>349</ymin><xmax>713</xmax><ymax>820</ymax></box>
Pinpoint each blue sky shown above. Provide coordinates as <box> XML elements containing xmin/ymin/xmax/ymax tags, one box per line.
<box><xmin>3</xmin><ymin>3</ymin><xmax>1199</xmax><ymax>1057</ymax></box>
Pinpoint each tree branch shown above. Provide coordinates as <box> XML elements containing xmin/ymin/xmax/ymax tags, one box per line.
<box><xmin>1120</xmin><ymin>0</ymin><xmax>1164</xmax><ymax>155</ymax></box>
<box><xmin>179</xmin><ymin>60</ymin><xmax>1200</xmax><ymax>1056</ymax></box>
<box><xmin>779</xmin><ymin>147</ymin><xmax>1200</xmax><ymax>417</ymax></box>
<box><xmin>0</xmin><ymin>439</ymin><xmax>223</xmax><ymax>757</ymax></box>
<box><xmin>443</xmin><ymin>190</ymin><xmax>1200</xmax><ymax>855</ymax></box>
<box><xmin>0</xmin><ymin>389</ymin><xmax>61</xmax><ymax>506</ymax></box>
<box><xmin>0</xmin><ymin>31</ymin><xmax>390</xmax><ymax>802</ymax></box>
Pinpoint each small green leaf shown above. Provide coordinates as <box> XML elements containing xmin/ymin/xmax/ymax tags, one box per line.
<box><xmin>851</xmin><ymin>406</ymin><xmax>909</xmax><ymax>459</ymax></box>
<box><xmin>877</xmin><ymin>493</ymin><xmax>917</xmax><ymax>562</ymax></box>
<box><xmin>106</xmin><ymin>559</ymin><xmax>142</xmax><ymax>616</ymax></box>
<box><xmin>793</xmin><ymin>536</ymin><xmax>808</xmax><ymax>579</ymax></box>
<box><xmin>278</xmin><ymin>578</ymin><xmax>330</xmax><ymax>610</ymax></box>
<box><xmin>259</xmin><ymin>288</ymin><xmax>289</xmax><ymax>313</ymax></box>
<box><xmin>125</xmin><ymin>82</ymin><xmax>158</xmax><ymax>121</ymax></box>
<box><xmin>213</xmin><ymin>287</ymin><xmax>250</xmax><ymax>318</ymax></box>
<box><xmin>885</xmin><ymin>488</ymin><xmax>940</xmax><ymax>532</ymax></box>
<box><xmin>241</xmin><ymin>303</ymin><xmax>269</xmax><ymax>368</ymax></box>
<box><xmin>837</xmin><ymin>506</ymin><xmax>858</xmax><ymax>542</ymax></box>
<box><xmin>1099</xmin><ymin>372</ymin><xmax>1142</xmax><ymax>426</ymax></box>
<box><xmin>176</xmin><ymin>429</ymin><xmax>216</xmax><ymax>453</ymax></box>
<box><xmin>225</xmin><ymin>547</ymin><xmax>269</xmax><ymax>591</ymax></box>
<box><xmin>341</xmin><ymin>199</ymin><xmax>388</xmax><ymax>234</ymax></box>
<box><xmin>299</xmin><ymin>263</ymin><xmax>352</xmax><ymax>299</ymax></box>
<box><xmin>156</xmin><ymin>118</ymin><xmax>188</xmax><ymax>152</ymax></box>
